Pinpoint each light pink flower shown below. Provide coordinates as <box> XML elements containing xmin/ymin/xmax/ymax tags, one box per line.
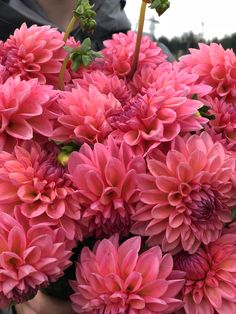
<box><xmin>205</xmin><ymin>97</ymin><xmax>236</xmax><ymax>153</ymax></box>
<box><xmin>132</xmin><ymin>132</ymin><xmax>236</xmax><ymax>253</ymax></box>
<box><xmin>130</xmin><ymin>62</ymin><xmax>212</xmax><ymax>98</ymax></box>
<box><xmin>2</xmin><ymin>23</ymin><xmax>74</xmax><ymax>86</ymax></box>
<box><xmin>175</xmin><ymin>226</ymin><xmax>236</xmax><ymax>314</ymax></box>
<box><xmin>0</xmin><ymin>76</ymin><xmax>57</xmax><ymax>151</ymax></box>
<box><xmin>73</xmin><ymin>70</ymin><xmax>132</xmax><ymax>105</ymax></box>
<box><xmin>52</xmin><ymin>85</ymin><xmax>121</xmax><ymax>144</ymax></box>
<box><xmin>0</xmin><ymin>210</ymin><xmax>71</xmax><ymax>308</ymax></box>
<box><xmin>0</xmin><ymin>141</ymin><xmax>82</xmax><ymax>241</ymax></box>
<box><xmin>68</xmin><ymin>137</ymin><xmax>146</xmax><ymax>237</ymax></box>
<box><xmin>179</xmin><ymin>43</ymin><xmax>236</xmax><ymax>104</ymax></box>
<box><xmin>70</xmin><ymin>235</ymin><xmax>185</xmax><ymax>314</ymax></box>
<box><xmin>99</xmin><ymin>31</ymin><xmax>167</xmax><ymax>77</ymax></box>
<box><xmin>108</xmin><ymin>84</ymin><xmax>207</xmax><ymax>154</ymax></box>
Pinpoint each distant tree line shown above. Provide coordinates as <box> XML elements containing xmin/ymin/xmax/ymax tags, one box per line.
<box><xmin>158</xmin><ymin>31</ymin><xmax>236</xmax><ymax>59</ymax></box>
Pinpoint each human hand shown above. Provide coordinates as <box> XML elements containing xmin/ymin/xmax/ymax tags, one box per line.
<box><xmin>15</xmin><ymin>290</ymin><xmax>75</xmax><ymax>314</ymax></box>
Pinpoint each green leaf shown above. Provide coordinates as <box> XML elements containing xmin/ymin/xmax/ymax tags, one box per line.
<box><xmin>64</xmin><ymin>38</ymin><xmax>103</xmax><ymax>72</ymax></box>
<box><xmin>198</xmin><ymin>105</ymin><xmax>215</xmax><ymax>120</ymax></box>
<box><xmin>73</xmin><ymin>0</ymin><xmax>97</xmax><ymax>33</ymax></box>
<box><xmin>149</xmin><ymin>0</ymin><xmax>170</xmax><ymax>16</ymax></box>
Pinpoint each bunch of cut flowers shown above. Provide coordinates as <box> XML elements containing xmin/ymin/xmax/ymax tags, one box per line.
<box><xmin>0</xmin><ymin>1</ymin><xmax>236</xmax><ymax>313</ymax></box>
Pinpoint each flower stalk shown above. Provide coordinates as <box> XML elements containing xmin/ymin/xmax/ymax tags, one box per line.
<box><xmin>129</xmin><ymin>0</ymin><xmax>170</xmax><ymax>79</ymax></box>
<box><xmin>58</xmin><ymin>0</ymin><xmax>97</xmax><ymax>90</ymax></box>
<box><xmin>129</xmin><ymin>1</ymin><xmax>147</xmax><ymax>79</ymax></box>
<box><xmin>58</xmin><ymin>15</ymin><xmax>77</xmax><ymax>90</ymax></box>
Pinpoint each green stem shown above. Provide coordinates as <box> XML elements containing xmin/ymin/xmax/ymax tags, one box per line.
<box><xmin>58</xmin><ymin>16</ymin><xmax>77</xmax><ymax>90</ymax></box>
<box><xmin>63</xmin><ymin>16</ymin><xmax>77</xmax><ymax>42</ymax></box>
<box><xmin>58</xmin><ymin>55</ymin><xmax>70</xmax><ymax>90</ymax></box>
<box><xmin>129</xmin><ymin>1</ymin><xmax>147</xmax><ymax>79</ymax></box>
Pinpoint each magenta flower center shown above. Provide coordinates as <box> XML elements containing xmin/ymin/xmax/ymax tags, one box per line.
<box><xmin>175</xmin><ymin>250</ymin><xmax>210</xmax><ymax>281</ymax></box>
<box><xmin>188</xmin><ymin>191</ymin><xmax>224</xmax><ymax>224</ymax></box>
<box><xmin>38</xmin><ymin>156</ymin><xmax>65</xmax><ymax>182</ymax></box>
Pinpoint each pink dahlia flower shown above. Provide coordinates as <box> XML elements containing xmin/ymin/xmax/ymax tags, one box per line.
<box><xmin>109</xmin><ymin>84</ymin><xmax>207</xmax><ymax>154</ymax></box>
<box><xmin>205</xmin><ymin>97</ymin><xmax>236</xmax><ymax>152</ymax></box>
<box><xmin>73</xmin><ymin>70</ymin><xmax>132</xmax><ymax>105</ymax></box>
<box><xmin>99</xmin><ymin>31</ymin><xmax>167</xmax><ymax>77</ymax></box>
<box><xmin>130</xmin><ymin>62</ymin><xmax>212</xmax><ymax>98</ymax></box>
<box><xmin>52</xmin><ymin>85</ymin><xmax>121</xmax><ymax>144</ymax></box>
<box><xmin>0</xmin><ymin>211</ymin><xmax>71</xmax><ymax>308</ymax></box>
<box><xmin>68</xmin><ymin>137</ymin><xmax>146</xmax><ymax>237</ymax></box>
<box><xmin>2</xmin><ymin>23</ymin><xmax>74</xmax><ymax>86</ymax></box>
<box><xmin>175</xmin><ymin>226</ymin><xmax>236</xmax><ymax>314</ymax></box>
<box><xmin>0</xmin><ymin>141</ymin><xmax>82</xmax><ymax>241</ymax></box>
<box><xmin>0</xmin><ymin>76</ymin><xmax>57</xmax><ymax>151</ymax></box>
<box><xmin>0</xmin><ymin>64</ymin><xmax>8</xmax><ymax>85</ymax></box>
<box><xmin>70</xmin><ymin>235</ymin><xmax>185</xmax><ymax>314</ymax></box>
<box><xmin>132</xmin><ymin>132</ymin><xmax>236</xmax><ymax>253</ymax></box>
<box><xmin>179</xmin><ymin>43</ymin><xmax>236</xmax><ymax>104</ymax></box>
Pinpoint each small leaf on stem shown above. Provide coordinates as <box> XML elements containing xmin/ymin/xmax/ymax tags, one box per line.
<box><xmin>64</xmin><ymin>38</ymin><xmax>102</xmax><ymax>71</ymax></box>
<box><xmin>147</xmin><ymin>0</ymin><xmax>170</xmax><ymax>16</ymax></box>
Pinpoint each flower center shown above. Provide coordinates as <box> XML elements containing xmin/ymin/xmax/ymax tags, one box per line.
<box><xmin>189</xmin><ymin>191</ymin><xmax>219</xmax><ymax>222</ymax></box>
<box><xmin>39</xmin><ymin>157</ymin><xmax>65</xmax><ymax>182</ymax></box>
<box><xmin>174</xmin><ymin>249</ymin><xmax>210</xmax><ymax>280</ymax></box>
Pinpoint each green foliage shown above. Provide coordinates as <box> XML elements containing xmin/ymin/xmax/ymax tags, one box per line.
<box><xmin>232</xmin><ymin>207</ymin><xmax>236</xmax><ymax>221</ymax></box>
<box><xmin>198</xmin><ymin>105</ymin><xmax>215</xmax><ymax>120</ymax></box>
<box><xmin>158</xmin><ymin>32</ymin><xmax>236</xmax><ymax>59</ymax></box>
<box><xmin>64</xmin><ymin>38</ymin><xmax>102</xmax><ymax>72</ymax></box>
<box><xmin>74</xmin><ymin>0</ymin><xmax>96</xmax><ymax>32</ymax></box>
<box><xmin>149</xmin><ymin>0</ymin><xmax>170</xmax><ymax>16</ymax></box>
<box><xmin>57</xmin><ymin>142</ymin><xmax>81</xmax><ymax>166</ymax></box>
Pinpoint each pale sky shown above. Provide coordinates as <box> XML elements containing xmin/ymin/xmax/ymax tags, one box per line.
<box><xmin>125</xmin><ymin>0</ymin><xmax>236</xmax><ymax>40</ymax></box>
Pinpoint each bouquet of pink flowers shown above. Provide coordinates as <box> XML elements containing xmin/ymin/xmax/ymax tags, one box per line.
<box><xmin>0</xmin><ymin>1</ymin><xmax>236</xmax><ymax>313</ymax></box>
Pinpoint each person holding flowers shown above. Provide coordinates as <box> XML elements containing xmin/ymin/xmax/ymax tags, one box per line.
<box><xmin>0</xmin><ymin>0</ymin><xmax>131</xmax><ymax>49</ymax></box>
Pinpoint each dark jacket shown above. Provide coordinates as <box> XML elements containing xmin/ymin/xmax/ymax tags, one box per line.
<box><xmin>0</xmin><ymin>0</ymin><xmax>131</xmax><ymax>49</ymax></box>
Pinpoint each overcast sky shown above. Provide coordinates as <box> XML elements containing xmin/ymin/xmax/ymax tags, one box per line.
<box><xmin>125</xmin><ymin>0</ymin><xmax>236</xmax><ymax>40</ymax></box>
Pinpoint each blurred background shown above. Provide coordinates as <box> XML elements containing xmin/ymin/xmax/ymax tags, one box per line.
<box><xmin>125</xmin><ymin>0</ymin><xmax>236</xmax><ymax>58</ymax></box>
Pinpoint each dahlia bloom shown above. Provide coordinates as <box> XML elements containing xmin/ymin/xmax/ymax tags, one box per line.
<box><xmin>0</xmin><ymin>76</ymin><xmax>57</xmax><ymax>151</ymax></box>
<box><xmin>109</xmin><ymin>84</ymin><xmax>207</xmax><ymax>154</ymax></box>
<box><xmin>98</xmin><ymin>31</ymin><xmax>167</xmax><ymax>77</ymax></box>
<box><xmin>179</xmin><ymin>43</ymin><xmax>236</xmax><ymax>104</ymax></box>
<box><xmin>205</xmin><ymin>97</ymin><xmax>236</xmax><ymax>153</ymax></box>
<box><xmin>0</xmin><ymin>210</ymin><xmax>71</xmax><ymax>308</ymax></box>
<box><xmin>73</xmin><ymin>70</ymin><xmax>132</xmax><ymax>105</ymax></box>
<box><xmin>130</xmin><ymin>62</ymin><xmax>212</xmax><ymax>98</ymax></box>
<box><xmin>2</xmin><ymin>23</ymin><xmax>75</xmax><ymax>86</ymax></box>
<box><xmin>68</xmin><ymin>137</ymin><xmax>146</xmax><ymax>237</ymax></box>
<box><xmin>52</xmin><ymin>85</ymin><xmax>122</xmax><ymax>144</ymax></box>
<box><xmin>175</xmin><ymin>225</ymin><xmax>236</xmax><ymax>314</ymax></box>
<box><xmin>0</xmin><ymin>64</ymin><xmax>7</xmax><ymax>84</ymax></box>
<box><xmin>70</xmin><ymin>235</ymin><xmax>185</xmax><ymax>314</ymax></box>
<box><xmin>0</xmin><ymin>141</ymin><xmax>82</xmax><ymax>241</ymax></box>
<box><xmin>132</xmin><ymin>132</ymin><xmax>236</xmax><ymax>253</ymax></box>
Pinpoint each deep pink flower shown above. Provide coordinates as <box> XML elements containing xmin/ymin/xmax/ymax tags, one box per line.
<box><xmin>0</xmin><ymin>141</ymin><xmax>82</xmax><ymax>241</ymax></box>
<box><xmin>0</xmin><ymin>210</ymin><xmax>71</xmax><ymax>308</ymax></box>
<box><xmin>2</xmin><ymin>23</ymin><xmax>75</xmax><ymax>86</ymax></box>
<box><xmin>70</xmin><ymin>235</ymin><xmax>185</xmax><ymax>314</ymax></box>
<box><xmin>175</xmin><ymin>226</ymin><xmax>236</xmax><ymax>314</ymax></box>
<box><xmin>52</xmin><ymin>85</ymin><xmax>122</xmax><ymax>144</ymax></box>
<box><xmin>99</xmin><ymin>31</ymin><xmax>167</xmax><ymax>77</ymax></box>
<box><xmin>132</xmin><ymin>132</ymin><xmax>236</xmax><ymax>253</ymax></box>
<box><xmin>0</xmin><ymin>76</ymin><xmax>57</xmax><ymax>151</ymax></box>
<box><xmin>179</xmin><ymin>43</ymin><xmax>236</xmax><ymax>104</ymax></box>
<box><xmin>108</xmin><ymin>83</ymin><xmax>207</xmax><ymax>154</ymax></box>
<box><xmin>73</xmin><ymin>70</ymin><xmax>132</xmax><ymax>105</ymax></box>
<box><xmin>68</xmin><ymin>137</ymin><xmax>146</xmax><ymax>237</ymax></box>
